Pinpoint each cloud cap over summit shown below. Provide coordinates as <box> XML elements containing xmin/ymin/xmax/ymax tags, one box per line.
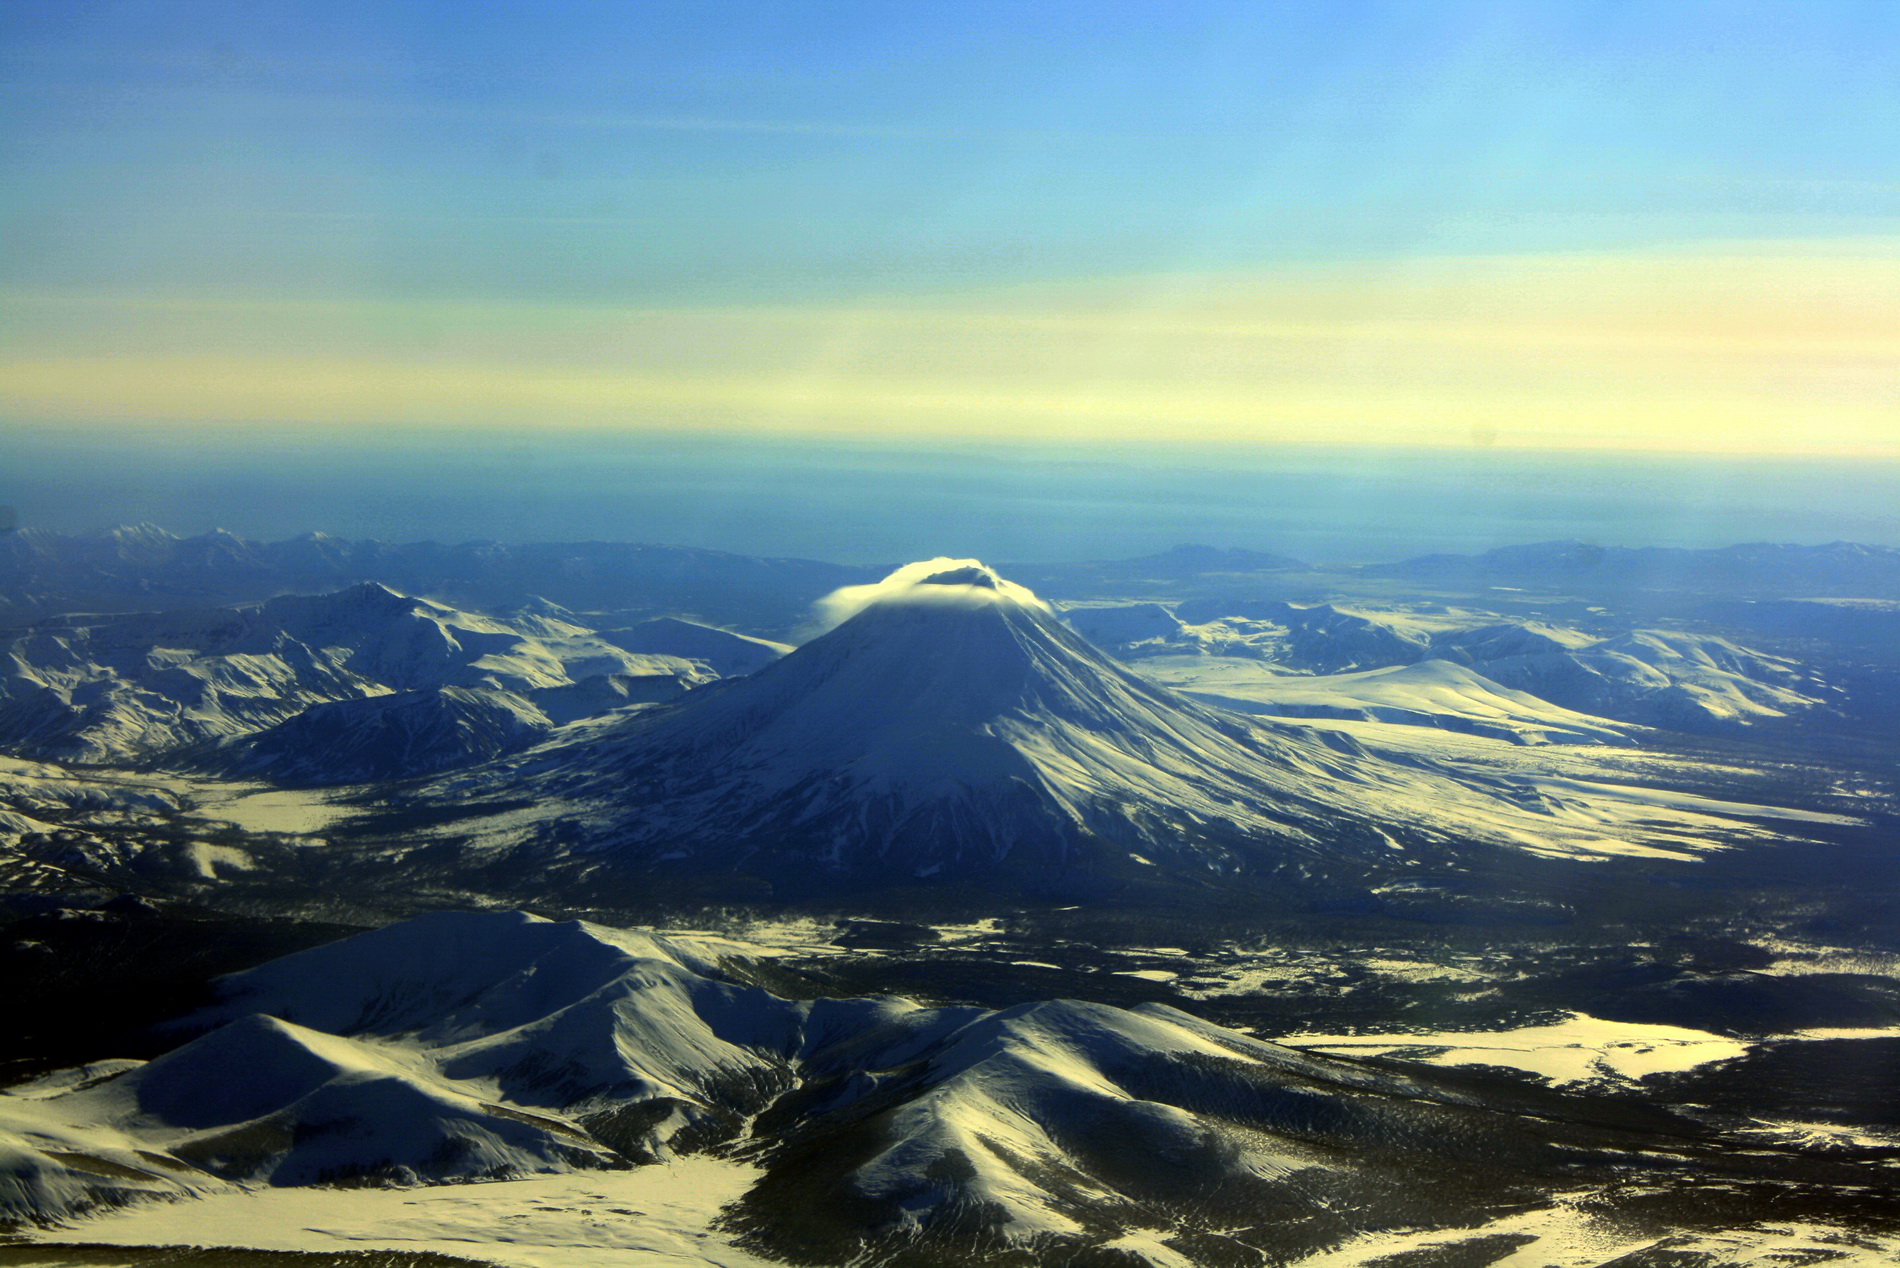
<box><xmin>812</xmin><ymin>557</ymin><xmax>1051</xmax><ymax>631</ymax></box>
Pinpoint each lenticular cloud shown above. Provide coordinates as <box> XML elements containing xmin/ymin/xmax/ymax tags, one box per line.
<box><xmin>812</xmin><ymin>556</ymin><xmax>1051</xmax><ymax>630</ymax></box>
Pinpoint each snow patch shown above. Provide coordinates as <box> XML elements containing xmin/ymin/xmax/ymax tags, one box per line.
<box><xmin>1280</xmin><ymin>1012</ymin><xmax>1748</xmax><ymax>1084</ymax></box>
<box><xmin>42</xmin><ymin>1157</ymin><xmax>773</xmax><ymax>1268</ymax></box>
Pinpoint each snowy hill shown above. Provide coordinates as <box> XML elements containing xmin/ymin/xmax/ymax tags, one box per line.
<box><xmin>212</xmin><ymin>685</ymin><xmax>557</xmax><ymax>786</ymax></box>
<box><xmin>1468</xmin><ymin>627</ymin><xmax>1830</xmax><ymax>730</ymax></box>
<box><xmin>401</xmin><ymin>562</ymin><xmax>1846</xmax><ymax>891</ymax></box>
<box><xmin>0</xmin><ymin>584</ymin><xmax>711</xmax><ymax>772</ymax></box>
<box><xmin>0</xmin><ymin>757</ymin><xmax>214</xmax><ymax>894</ymax></box>
<box><xmin>6</xmin><ymin>911</ymin><xmax>1890</xmax><ymax>1263</ymax></box>
<box><xmin>1118</xmin><ymin>599</ymin><xmax>1831</xmax><ymax>731</ymax></box>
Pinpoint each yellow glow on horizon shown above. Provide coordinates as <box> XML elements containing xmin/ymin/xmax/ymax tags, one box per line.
<box><xmin>3</xmin><ymin>239</ymin><xmax>1897</xmax><ymax>456</ymax></box>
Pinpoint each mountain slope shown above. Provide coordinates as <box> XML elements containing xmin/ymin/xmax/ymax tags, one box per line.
<box><xmin>410</xmin><ymin>562</ymin><xmax>1839</xmax><ymax>891</ymax></box>
<box><xmin>0</xmin><ymin>584</ymin><xmax>709</xmax><ymax>769</ymax></box>
<box><xmin>212</xmin><ymin>685</ymin><xmax>557</xmax><ymax>786</ymax></box>
<box><xmin>6</xmin><ymin>912</ymin><xmax>1891</xmax><ymax>1264</ymax></box>
<box><xmin>1469</xmin><ymin>628</ymin><xmax>1829</xmax><ymax>730</ymax></box>
<box><xmin>598</xmin><ymin>616</ymin><xmax>792</xmax><ymax>677</ymax></box>
<box><xmin>0</xmin><ymin>756</ymin><xmax>226</xmax><ymax>894</ymax></box>
<box><xmin>1152</xmin><ymin>599</ymin><xmax>1831</xmax><ymax>730</ymax></box>
<box><xmin>1141</xmin><ymin>657</ymin><xmax>1635</xmax><ymax>746</ymax></box>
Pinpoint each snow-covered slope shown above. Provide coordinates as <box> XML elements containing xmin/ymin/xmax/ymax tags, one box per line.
<box><xmin>0</xmin><ymin>913</ymin><xmax>783</xmax><ymax>1223</ymax></box>
<box><xmin>1469</xmin><ymin>628</ymin><xmax>1829</xmax><ymax>730</ymax></box>
<box><xmin>599</xmin><ymin>616</ymin><xmax>792</xmax><ymax>678</ymax></box>
<box><xmin>495</xmin><ymin>595</ymin><xmax>595</xmax><ymax>639</ymax></box>
<box><xmin>1127</xmin><ymin>599</ymin><xmax>1830</xmax><ymax>730</ymax></box>
<box><xmin>9</xmin><ymin>912</ymin><xmax>1887</xmax><ymax>1264</ymax></box>
<box><xmin>212</xmin><ymin>685</ymin><xmax>557</xmax><ymax>786</ymax></box>
<box><xmin>0</xmin><ymin>584</ymin><xmax>712</xmax><ymax>772</ymax></box>
<box><xmin>410</xmin><ymin>562</ymin><xmax>1840</xmax><ymax>887</ymax></box>
<box><xmin>526</xmin><ymin>670</ymin><xmax>695</xmax><ymax>726</ymax></box>
<box><xmin>1165</xmin><ymin>599</ymin><xmax>1458</xmax><ymax>671</ymax></box>
<box><xmin>1140</xmin><ymin>656</ymin><xmax>1634</xmax><ymax>746</ymax></box>
<box><xmin>0</xmin><ymin>757</ymin><xmax>222</xmax><ymax>894</ymax></box>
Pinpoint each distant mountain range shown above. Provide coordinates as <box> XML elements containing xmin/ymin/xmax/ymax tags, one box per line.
<box><xmin>1003</xmin><ymin>543</ymin><xmax>1310</xmax><ymax>596</ymax></box>
<box><xmin>6</xmin><ymin>528</ymin><xmax>1897</xmax><ymax>636</ymax></box>
<box><xmin>0</xmin><ymin>524</ymin><xmax>876</xmax><ymax>635</ymax></box>
<box><xmin>1365</xmin><ymin>538</ymin><xmax>1900</xmax><ymax>598</ymax></box>
<box><xmin>0</xmin><ymin>583</ymin><xmax>778</xmax><ymax>782</ymax></box>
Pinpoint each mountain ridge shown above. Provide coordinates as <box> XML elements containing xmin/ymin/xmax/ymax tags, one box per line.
<box><xmin>0</xmin><ymin>583</ymin><xmax>712</xmax><ymax>769</ymax></box>
<box><xmin>1368</xmin><ymin>538</ymin><xmax>1900</xmax><ymax>597</ymax></box>
<box><xmin>0</xmin><ymin>525</ymin><xmax>878</xmax><ymax>635</ymax></box>
<box><xmin>6</xmin><ymin>910</ymin><xmax>1891</xmax><ymax>1265</ymax></box>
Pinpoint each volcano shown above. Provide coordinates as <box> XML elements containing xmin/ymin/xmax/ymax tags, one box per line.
<box><xmin>410</xmin><ymin>561</ymin><xmax>1823</xmax><ymax>892</ymax></box>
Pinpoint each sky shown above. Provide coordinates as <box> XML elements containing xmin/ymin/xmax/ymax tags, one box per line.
<box><xmin>2</xmin><ymin>1</ymin><xmax>1898</xmax><ymax>473</ymax></box>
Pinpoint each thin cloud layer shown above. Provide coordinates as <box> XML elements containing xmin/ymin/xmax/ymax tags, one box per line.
<box><xmin>5</xmin><ymin>240</ymin><xmax>1896</xmax><ymax>455</ymax></box>
<box><xmin>812</xmin><ymin>558</ymin><xmax>1051</xmax><ymax>631</ymax></box>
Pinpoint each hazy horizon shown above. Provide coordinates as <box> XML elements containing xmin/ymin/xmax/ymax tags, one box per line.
<box><xmin>7</xmin><ymin>426</ymin><xmax>1898</xmax><ymax>565</ymax></box>
<box><xmin>6</xmin><ymin>4</ymin><xmax>1898</xmax><ymax>558</ymax></box>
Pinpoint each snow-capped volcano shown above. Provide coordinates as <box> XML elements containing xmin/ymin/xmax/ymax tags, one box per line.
<box><xmin>418</xmin><ymin>561</ymin><xmax>1827</xmax><ymax>890</ymax></box>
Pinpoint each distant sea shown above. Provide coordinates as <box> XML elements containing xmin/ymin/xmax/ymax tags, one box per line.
<box><xmin>7</xmin><ymin>425</ymin><xmax>1898</xmax><ymax>566</ymax></box>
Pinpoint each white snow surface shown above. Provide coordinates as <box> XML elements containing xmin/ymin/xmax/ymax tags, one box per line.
<box><xmin>187</xmin><ymin>783</ymin><xmax>358</xmax><ymax>835</ymax></box>
<box><xmin>1290</xmin><ymin>1203</ymin><xmax>1900</xmax><ymax>1268</ymax></box>
<box><xmin>0</xmin><ymin>758</ymin><xmax>204</xmax><ymax>889</ymax></box>
<box><xmin>1</xmin><ymin>913</ymin><xmax>833</xmax><ymax>1225</ymax></box>
<box><xmin>1139</xmin><ymin>655</ymin><xmax>1634</xmax><ymax>746</ymax></box>
<box><xmin>1280</xmin><ymin>1013</ymin><xmax>1750</xmax><ymax>1084</ymax></box>
<box><xmin>37</xmin><ymin>1158</ymin><xmax>775</xmax><ymax>1268</ymax></box>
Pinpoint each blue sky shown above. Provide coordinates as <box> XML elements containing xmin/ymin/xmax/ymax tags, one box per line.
<box><xmin>3</xmin><ymin>1</ymin><xmax>1897</xmax><ymax>454</ymax></box>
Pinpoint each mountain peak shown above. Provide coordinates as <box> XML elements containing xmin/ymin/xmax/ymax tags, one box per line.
<box><xmin>511</xmin><ymin>594</ymin><xmax>576</xmax><ymax>617</ymax></box>
<box><xmin>330</xmin><ymin>580</ymin><xmax>415</xmax><ymax>606</ymax></box>
<box><xmin>915</xmin><ymin>563</ymin><xmax>1000</xmax><ymax>588</ymax></box>
<box><xmin>106</xmin><ymin>522</ymin><xmax>178</xmax><ymax>543</ymax></box>
<box><xmin>815</xmin><ymin>557</ymin><xmax>1050</xmax><ymax>630</ymax></box>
